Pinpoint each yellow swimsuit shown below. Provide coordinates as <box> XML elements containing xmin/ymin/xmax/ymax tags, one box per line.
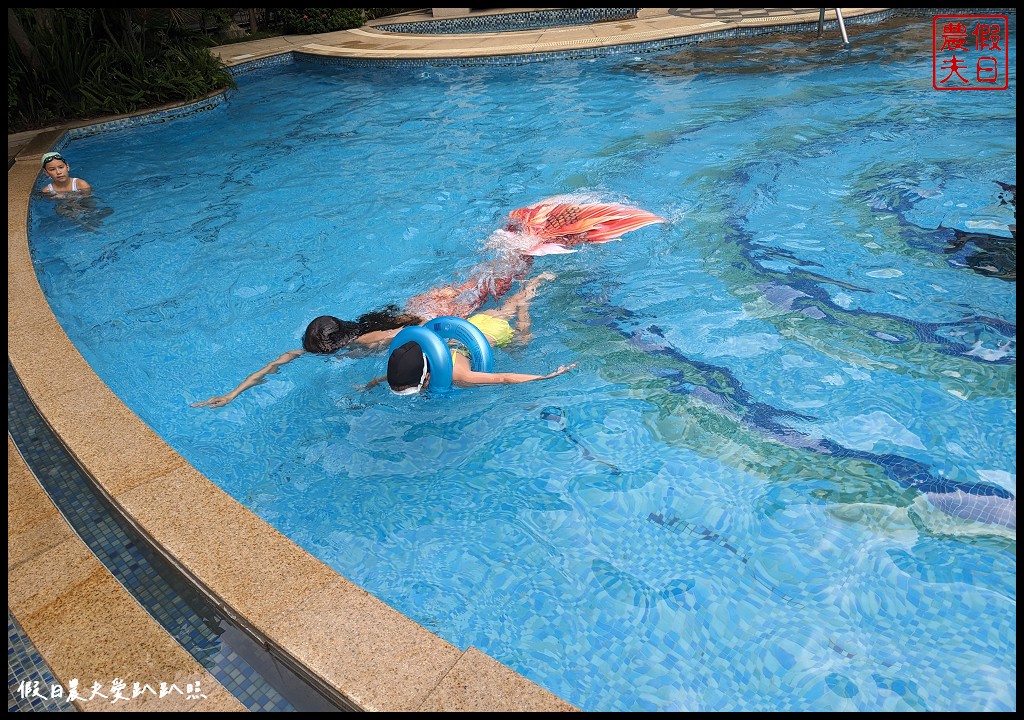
<box><xmin>452</xmin><ymin>313</ymin><xmax>515</xmax><ymax>361</ymax></box>
<box><xmin>467</xmin><ymin>313</ymin><xmax>515</xmax><ymax>347</ymax></box>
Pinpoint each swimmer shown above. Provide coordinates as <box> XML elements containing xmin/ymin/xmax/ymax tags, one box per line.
<box><xmin>40</xmin><ymin>151</ymin><xmax>93</xmax><ymax>197</ymax></box>
<box><xmin>193</xmin><ymin>272</ymin><xmax>559</xmax><ymax>408</ymax></box>
<box><xmin>192</xmin><ymin>304</ymin><xmax>422</xmax><ymax>409</ymax></box>
<box><xmin>38</xmin><ymin>151</ymin><xmax>115</xmax><ymax>232</ymax></box>
<box><xmin>194</xmin><ymin>196</ymin><xmax>662</xmax><ymax>408</ymax></box>
<box><xmin>367</xmin><ymin>272</ymin><xmax>578</xmax><ymax>393</ymax></box>
<box><xmin>385</xmin><ymin>339</ymin><xmax>576</xmax><ymax>393</ymax></box>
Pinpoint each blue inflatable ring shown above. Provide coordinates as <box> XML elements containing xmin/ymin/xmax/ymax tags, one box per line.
<box><xmin>388</xmin><ymin>316</ymin><xmax>494</xmax><ymax>393</ymax></box>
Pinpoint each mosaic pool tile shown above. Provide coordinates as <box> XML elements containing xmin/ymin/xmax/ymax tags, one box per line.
<box><xmin>7</xmin><ymin>613</ymin><xmax>77</xmax><ymax>713</ymax></box>
<box><xmin>7</xmin><ymin>362</ymin><xmax>341</xmax><ymax>712</ymax></box>
<box><xmin>377</xmin><ymin>9</ymin><xmax>640</xmax><ymax>35</ymax></box>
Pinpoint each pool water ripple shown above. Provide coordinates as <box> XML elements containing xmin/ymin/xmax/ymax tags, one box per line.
<box><xmin>27</xmin><ymin>14</ymin><xmax>1016</xmax><ymax>713</ymax></box>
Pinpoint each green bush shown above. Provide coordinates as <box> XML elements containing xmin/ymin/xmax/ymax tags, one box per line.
<box><xmin>276</xmin><ymin>8</ymin><xmax>411</xmax><ymax>34</ymax></box>
<box><xmin>277</xmin><ymin>8</ymin><xmax>370</xmax><ymax>34</ymax></box>
<box><xmin>7</xmin><ymin>8</ymin><xmax>415</xmax><ymax>133</ymax></box>
<box><xmin>8</xmin><ymin>8</ymin><xmax>235</xmax><ymax>133</ymax></box>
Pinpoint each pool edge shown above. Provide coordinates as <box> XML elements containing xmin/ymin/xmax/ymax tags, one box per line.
<box><xmin>7</xmin><ymin>435</ymin><xmax>248</xmax><ymax>712</ymax></box>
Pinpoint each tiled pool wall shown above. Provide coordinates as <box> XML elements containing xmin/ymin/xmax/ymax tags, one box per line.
<box><xmin>376</xmin><ymin>8</ymin><xmax>640</xmax><ymax>34</ymax></box>
<box><xmin>8</xmin><ymin>612</ymin><xmax>77</xmax><ymax>713</ymax></box>
<box><xmin>7</xmin><ymin>362</ymin><xmax>349</xmax><ymax>713</ymax></box>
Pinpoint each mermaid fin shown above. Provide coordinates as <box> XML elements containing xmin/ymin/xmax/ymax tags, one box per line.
<box><xmin>523</xmin><ymin>242</ymin><xmax>580</xmax><ymax>257</ymax></box>
<box><xmin>508</xmin><ymin>200</ymin><xmax>666</xmax><ymax>250</ymax></box>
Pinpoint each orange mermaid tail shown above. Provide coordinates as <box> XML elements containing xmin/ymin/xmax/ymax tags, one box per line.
<box><xmin>404</xmin><ymin>198</ymin><xmax>664</xmax><ymax>319</ymax></box>
<box><xmin>404</xmin><ymin>256</ymin><xmax>534</xmax><ymax>320</ymax></box>
<box><xmin>506</xmin><ymin>199</ymin><xmax>666</xmax><ymax>256</ymax></box>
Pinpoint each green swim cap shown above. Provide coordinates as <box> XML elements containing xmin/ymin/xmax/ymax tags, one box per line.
<box><xmin>41</xmin><ymin>151</ymin><xmax>65</xmax><ymax>168</ymax></box>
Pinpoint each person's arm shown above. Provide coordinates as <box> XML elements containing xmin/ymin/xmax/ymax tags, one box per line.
<box><xmin>359</xmin><ymin>375</ymin><xmax>388</xmax><ymax>391</ymax></box>
<box><xmin>453</xmin><ymin>362</ymin><xmax>578</xmax><ymax>387</ymax></box>
<box><xmin>341</xmin><ymin>327</ymin><xmax>407</xmax><ymax>359</ymax></box>
<box><xmin>75</xmin><ymin>178</ymin><xmax>93</xmax><ymax>194</ymax></box>
<box><xmin>192</xmin><ymin>349</ymin><xmax>305</xmax><ymax>408</ymax></box>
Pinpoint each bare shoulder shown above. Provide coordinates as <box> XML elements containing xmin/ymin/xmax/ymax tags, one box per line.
<box><xmin>354</xmin><ymin>327</ymin><xmax>403</xmax><ymax>347</ymax></box>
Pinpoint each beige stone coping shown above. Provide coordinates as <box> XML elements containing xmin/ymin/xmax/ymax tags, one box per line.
<box><xmin>10</xmin><ymin>8</ymin><xmax>897</xmax><ymax>712</ymax></box>
<box><xmin>213</xmin><ymin>9</ymin><xmax>891</xmax><ymax>64</ymax></box>
<box><xmin>8</xmin><ymin>437</ymin><xmax>246</xmax><ymax>712</ymax></box>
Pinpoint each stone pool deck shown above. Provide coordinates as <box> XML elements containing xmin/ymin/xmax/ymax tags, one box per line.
<box><xmin>9</xmin><ymin>8</ymin><xmax>891</xmax><ymax>712</ymax></box>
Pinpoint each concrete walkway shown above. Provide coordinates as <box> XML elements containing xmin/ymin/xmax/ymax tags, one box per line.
<box><xmin>211</xmin><ymin>7</ymin><xmax>865</xmax><ymax>65</ymax></box>
<box><xmin>9</xmin><ymin>8</ymin><xmax>884</xmax><ymax>164</ymax></box>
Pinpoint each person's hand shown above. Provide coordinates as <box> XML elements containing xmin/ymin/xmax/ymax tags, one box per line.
<box><xmin>192</xmin><ymin>395</ymin><xmax>232</xmax><ymax>409</ymax></box>
<box><xmin>547</xmin><ymin>362</ymin><xmax>578</xmax><ymax>378</ymax></box>
<box><xmin>523</xmin><ymin>271</ymin><xmax>557</xmax><ymax>299</ymax></box>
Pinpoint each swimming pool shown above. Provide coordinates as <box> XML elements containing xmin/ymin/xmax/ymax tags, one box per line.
<box><xmin>27</xmin><ymin>14</ymin><xmax>1016</xmax><ymax>712</ymax></box>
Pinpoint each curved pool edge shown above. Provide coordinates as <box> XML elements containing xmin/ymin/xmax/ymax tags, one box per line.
<box><xmin>7</xmin><ymin>434</ymin><xmax>249</xmax><ymax>712</ymax></box>
<box><xmin>214</xmin><ymin>8</ymin><xmax>895</xmax><ymax>65</ymax></box>
<box><xmin>7</xmin><ymin>158</ymin><xmax>579</xmax><ymax>712</ymax></box>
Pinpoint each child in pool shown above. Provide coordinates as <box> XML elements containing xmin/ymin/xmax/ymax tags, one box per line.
<box><xmin>366</xmin><ymin>271</ymin><xmax>578</xmax><ymax>393</ymax></box>
<box><xmin>193</xmin><ymin>196</ymin><xmax>662</xmax><ymax>407</ymax></box>
<box><xmin>39</xmin><ymin>151</ymin><xmax>114</xmax><ymax>232</ymax></box>
<box><xmin>384</xmin><ymin>338</ymin><xmax>577</xmax><ymax>393</ymax></box>
<box><xmin>40</xmin><ymin>152</ymin><xmax>92</xmax><ymax>197</ymax></box>
<box><xmin>193</xmin><ymin>271</ymin><xmax>559</xmax><ymax>408</ymax></box>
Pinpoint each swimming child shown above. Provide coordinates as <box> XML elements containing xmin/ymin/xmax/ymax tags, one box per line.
<box><xmin>371</xmin><ymin>271</ymin><xmax>578</xmax><ymax>393</ymax></box>
<box><xmin>385</xmin><ymin>340</ymin><xmax>576</xmax><ymax>393</ymax></box>
<box><xmin>194</xmin><ymin>197</ymin><xmax>664</xmax><ymax>408</ymax></box>
<box><xmin>39</xmin><ymin>151</ymin><xmax>115</xmax><ymax>232</ymax></box>
<box><xmin>195</xmin><ymin>270</ymin><xmax>559</xmax><ymax>407</ymax></box>
<box><xmin>40</xmin><ymin>152</ymin><xmax>92</xmax><ymax>197</ymax></box>
<box><xmin>192</xmin><ymin>303</ymin><xmax>424</xmax><ymax>409</ymax></box>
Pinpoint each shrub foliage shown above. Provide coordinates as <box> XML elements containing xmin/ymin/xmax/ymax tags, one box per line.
<box><xmin>277</xmin><ymin>8</ymin><xmax>408</xmax><ymax>34</ymax></box>
<box><xmin>8</xmin><ymin>8</ymin><xmax>414</xmax><ymax>133</ymax></box>
<box><xmin>9</xmin><ymin>8</ymin><xmax>236</xmax><ymax>133</ymax></box>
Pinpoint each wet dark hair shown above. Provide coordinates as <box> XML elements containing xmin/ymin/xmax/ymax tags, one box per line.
<box><xmin>301</xmin><ymin>304</ymin><xmax>423</xmax><ymax>354</ymax></box>
<box><xmin>387</xmin><ymin>340</ymin><xmax>427</xmax><ymax>391</ymax></box>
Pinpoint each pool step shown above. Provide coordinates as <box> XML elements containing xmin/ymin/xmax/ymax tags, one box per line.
<box><xmin>7</xmin><ymin>436</ymin><xmax>246</xmax><ymax>712</ymax></box>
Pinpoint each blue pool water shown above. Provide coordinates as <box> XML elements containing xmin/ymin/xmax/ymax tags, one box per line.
<box><xmin>27</xmin><ymin>15</ymin><xmax>1015</xmax><ymax>712</ymax></box>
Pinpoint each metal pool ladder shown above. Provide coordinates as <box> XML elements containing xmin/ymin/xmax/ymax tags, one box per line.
<box><xmin>818</xmin><ymin>8</ymin><xmax>851</xmax><ymax>47</ymax></box>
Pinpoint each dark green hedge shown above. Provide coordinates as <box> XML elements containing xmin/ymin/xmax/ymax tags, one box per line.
<box><xmin>277</xmin><ymin>8</ymin><xmax>409</xmax><ymax>34</ymax></box>
<box><xmin>8</xmin><ymin>8</ymin><xmax>411</xmax><ymax>133</ymax></box>
<box><xmin>9</xmin><ymin>8</ymin><xmax>235</xmax><ymax>133</ymax></box>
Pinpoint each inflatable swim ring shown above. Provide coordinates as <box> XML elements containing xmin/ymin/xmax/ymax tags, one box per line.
<box><xmin>388</xmin><ymin>316</ymin><xmax>494</xmax><ymax>393</ymax></box>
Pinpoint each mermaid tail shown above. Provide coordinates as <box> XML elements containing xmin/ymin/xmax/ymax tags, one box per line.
<box><xmin>404</xmin><ymin>257</ymin><xmax>535</xmax><ymax>320</ymax></box>
<box><xmin>404</xmin><ymin>198</ymin><xmax>664</xmax><ymax>317</ymax></box>
<box><xmin>506</xmin><ymin>200</ymin><xmax>666</xmax><ymax>256</ymax></box>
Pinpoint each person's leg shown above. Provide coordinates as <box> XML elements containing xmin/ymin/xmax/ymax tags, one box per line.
<box><xmin>404</xmin><ymin>256</ymin><xmax>533</xmax><ymax>320</ymax></box>
<box><xmin>481</xmin><ymin>271</ymin><xmax>556</xmax><ymax>345</ymax></box>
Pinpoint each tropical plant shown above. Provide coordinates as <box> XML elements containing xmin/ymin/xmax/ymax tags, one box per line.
<box><xmin>8</xmin><ymin>8</ymin><xmax>235</xmax><ymax>133</ymax></box>
<box><xmin>276</xmin><ymin>8</ymin><xmax>409</xmax><ymax>34</ymax></box>
<box><xmin>8</xmin><ymin>8</ymin><xmax>414</xmax><ymax>132</ymax></box>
